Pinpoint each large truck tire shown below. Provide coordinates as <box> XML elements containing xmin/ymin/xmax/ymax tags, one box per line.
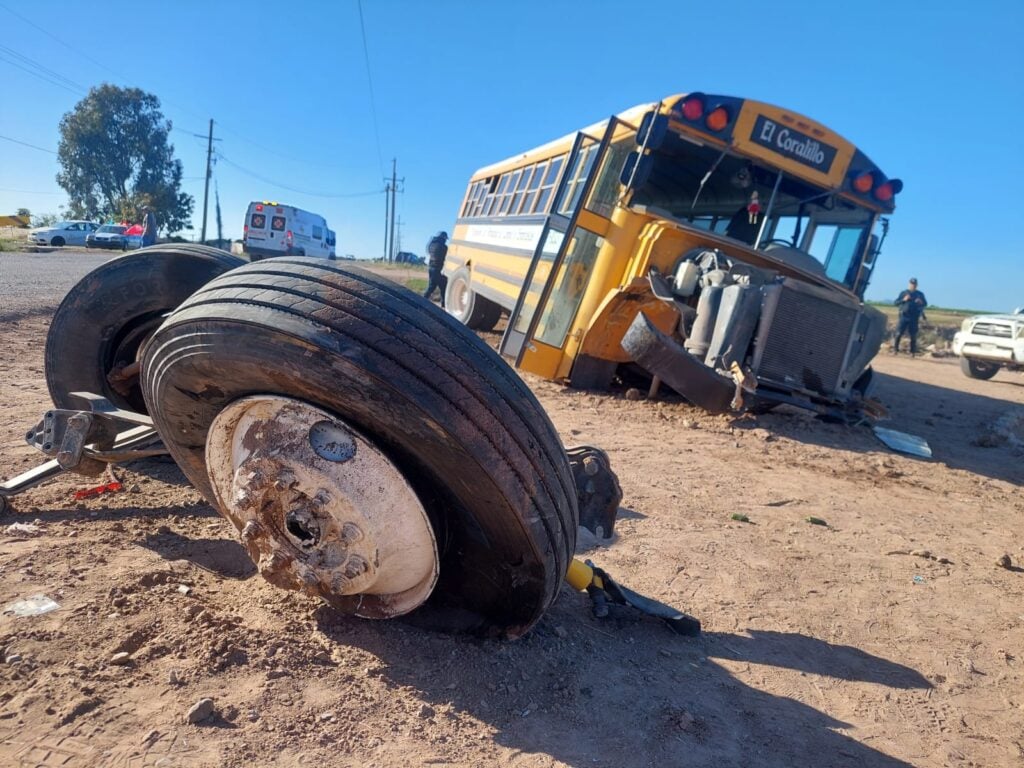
<box><xmin>960</xmin><ymin>357</ymin><xmax>999</xmax><ymax>380</ymax></box>
<box><xmin>141</xmin><ymin>257</ymin><xmax>577</xmax><ymax>637</ymax></box>
<box><xmin>446</xmin><ymin>267</ymin><xmax>503</xmax><ymax>331</ymax></box>
<box><xmin>45</xmin><ymin>244</ymin><xmax>244</xmax><ymax>414</ymax></box>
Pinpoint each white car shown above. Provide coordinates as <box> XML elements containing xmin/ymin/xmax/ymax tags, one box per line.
<box><xmin>952</xmin><ymin>308</ymin><xmax>1024</xmax><ymax>379</ymax></box>
<box><xmin>28</xmin><ymin>220</ymin><xmax>99</xmax><ymax>247</ymax></box>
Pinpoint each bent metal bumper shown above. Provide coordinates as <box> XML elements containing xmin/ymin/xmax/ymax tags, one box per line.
<box><xmin>620</xmin><ymin>311</ymin><xmax>735</xmax><ymax>414</ymax></box>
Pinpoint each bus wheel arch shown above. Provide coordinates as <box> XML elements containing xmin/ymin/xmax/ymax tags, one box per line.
<box><xmin>446</xmin><ymin>267</ymin><xmax>502</xmax><ymax>331</ymax></box>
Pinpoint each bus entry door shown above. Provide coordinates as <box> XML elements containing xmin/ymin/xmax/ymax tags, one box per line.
<box><xmin>500</xmin><ymin>121</ymin><xmax>621</xmax><ymax>379</ymax></box>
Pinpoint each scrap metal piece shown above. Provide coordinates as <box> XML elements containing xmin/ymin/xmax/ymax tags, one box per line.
<box><xmin>2</xmin><ymin>394</ymin><xmax>166</xmax><ymax>510</ymax></box>
<box><xmin>565</xmin><ymin>559</ymin><xmax>701</xmax><ymax>636</ymax></box>
<box><xmin>621</xmin><ymin>311</ymin><xmax>735</xmax><ymax>414</ymax></box>
<box><xmin>873</xmin><ymin>426</ymin><xmax>933</xmax><ymax>459</ymax></box>
<box><xmin>204</xmin><ymin>396</ymin><xmax>440</xmax><ymax>619</ymax></box>
<box><xmin>566</xmin><ymin>445</ymin><xmax>622</xmax><ymax>540</ymax></box>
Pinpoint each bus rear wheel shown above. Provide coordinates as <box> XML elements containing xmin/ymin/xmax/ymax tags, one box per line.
<box><xmin>446</xmin><ymin>267</ymin><xmax>503</xmax><ymax>331</ymax></box>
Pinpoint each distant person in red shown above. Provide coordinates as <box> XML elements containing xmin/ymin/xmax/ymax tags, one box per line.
<box><xmin>893</xmin><ymin>277</ymin><xmax>927</xmax><ymax>355</ymax></box>
<box><xmin>141</xmin><ymin>206</ymin><xmax>157</xmax><ymax>247</ymax></box>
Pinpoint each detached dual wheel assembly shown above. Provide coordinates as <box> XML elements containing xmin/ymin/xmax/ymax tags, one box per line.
<box><xmin>6</xmin><ymin>251</ymin><xmax>698</xmax><ymax>637</ymax></box>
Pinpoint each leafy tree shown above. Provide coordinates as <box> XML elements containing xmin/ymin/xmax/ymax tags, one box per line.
<box><xmin>56</xmin><ymin>84</ymin><xmax>193</xmax><ymax>233</ymax></box>
<box><xmin>32</xmin><ymin>212</ymin><xmax>59</xmax><ymax>228</ymax></box>
<box><xmin>16</xmin><ymin>207</ymin><xmax>30</xmax><ymax>217</ymax></box>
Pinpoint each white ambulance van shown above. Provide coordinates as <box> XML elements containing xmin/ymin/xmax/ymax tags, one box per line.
<box><xmin>242</xmin><ymin>201</ymin><xmax>335</xmax><ymax>260</ymax></box>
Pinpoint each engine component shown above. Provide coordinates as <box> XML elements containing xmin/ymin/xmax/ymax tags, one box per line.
<box><xmin>684</xmin><ymin>270</ymin><xmax>728</xmax><ymax>360</ymax></box>
<box><xmin>672</xmin><ymin>260</ymin><xmax>700</xmax><ymax>297</ymax></box>
<box><xmin>705</xmin><ymin>283</ymin><xmax>763</xmax><ymax>371</ymax></box>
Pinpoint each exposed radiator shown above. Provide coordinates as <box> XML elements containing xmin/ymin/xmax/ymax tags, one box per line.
<box><xmin>753</xmin><ymin>282</ymin><xmax>859</xmax><ymax>397</ymax></box>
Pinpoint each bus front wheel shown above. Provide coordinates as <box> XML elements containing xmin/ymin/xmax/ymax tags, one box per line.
<box><xmin>446</xmin><ymin>267</ymin><xmax>502</xmax><ymax>332</ymax></box>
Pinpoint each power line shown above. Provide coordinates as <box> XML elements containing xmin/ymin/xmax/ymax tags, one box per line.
<box><xmin>356</xmin><ymin>0</ymin><xmax>385</xmax><ymax>176</ymax></box>
<box><xmin>0</xmin><ymin>3</ymin><xmax>116</xmax><ymax>79</ymax></box>
<box><xmin>216</xmin><ymin>153</ymin><xmax>384</xmax><ymax>199</ymax></box>
<box><xmin>0</xmin><ymin>134</ymin><xmax>57</xmax><ymax>154</ymax></box>
<box><xmin>0</xmin><ymin>49</ymin><xmax>85</xmax><ymax>96</ymax></box>
<box><xmin>0</xmin><ymin>44</ymin><xmax>86</xmax><ymax>92</ymax></box>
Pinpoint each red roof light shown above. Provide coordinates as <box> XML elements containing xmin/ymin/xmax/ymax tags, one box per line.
<box><xmin>255</xmin><ymin>204</ymin><xmax>263</xmax><ymax>212</ymax></box>
<box><xmin>852</xmin><ymin>172</ymin><xmax>874</xmax><ymax>194</ymax></box>
<box><xmin>874</xmin><ymin>182</ymin><xmax>895</xmax><ymax>202</ymax></box>
<box><xmin>682</xmin><ymin>96</ymin><xmax>704</xmax><ymax>121</ymax></box>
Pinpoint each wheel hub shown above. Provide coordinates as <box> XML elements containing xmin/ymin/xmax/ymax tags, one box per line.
<box><xmin>204</xmin><ymin>396</ymin><xmax>439</xmax><ymax>618</ymax></box>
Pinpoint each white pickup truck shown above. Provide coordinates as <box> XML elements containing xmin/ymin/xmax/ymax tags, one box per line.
<box><xmin>952</xmin><ymin>308</ymin><xmax>1024</xmax><ymax>379</ymax></box>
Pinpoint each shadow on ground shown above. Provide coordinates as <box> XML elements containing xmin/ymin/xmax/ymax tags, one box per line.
<box><xmin>314</xmin><ymin>589</ymin><xmax>925</xmax><ymax>767</ymax></box>
<box><xmin>140</xmin><ymin>530</ymin><xmax>257</xmax><ymax>579</ymax></box>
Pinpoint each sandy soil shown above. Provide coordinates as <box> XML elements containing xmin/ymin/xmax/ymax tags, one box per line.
<box><xmin>0</xmin><ymin>253</ymin><xmax>1022</xmax><ymax>767</ymax></box>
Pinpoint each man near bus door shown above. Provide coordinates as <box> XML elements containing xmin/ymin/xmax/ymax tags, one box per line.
<box><xmin>424</xmin><ymin>231</ymin><xmax>448</xmax><ymax>307</ymax></box>
<box><xmin>141</xmin><ymin>206</ymin><xmax>157</xmax><ymax>247</ymax></box>
<box><xmin>893</xmin><ymin>277</ymin><xmax>927</xmax><ymax>355</ymax></box>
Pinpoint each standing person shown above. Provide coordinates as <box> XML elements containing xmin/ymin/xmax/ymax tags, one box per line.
<box><xmin>423</xmin><ymin>231</ymin><xmax>449</xmax><ymax>307</ymax></box>
<box><xmin>141</xmin><ymin>205</ymin><xmax>157</xmax><ymax>247</ymax></box>
<box><xmin>893</xmin><ymin>277</ymin><xmax>928</xmax><ymax>355</ymax></box>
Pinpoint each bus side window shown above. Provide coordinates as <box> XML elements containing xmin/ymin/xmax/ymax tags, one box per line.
<box><xmin>499</xmin><ymin>171</ymin><xmax>522</xmax><ymax>216</ymax></box>
<box><xmin>486</xmin><ymin>174</ymin><xmax>511</xmax><ymax>216</ymax></box>
<box><xmin>521</xmin><ymin>161</ymin><xmax>547</xmax><ymax>214</ymax></box>
<box><xmin>509</xmin><ymin>167</ymin><xmax>534</xmax><ymax>215</ymax></box>
<box><xmin>535</xmin><ymin>156</ymin><xmax>565</xmax><ymax>214</ymax></box>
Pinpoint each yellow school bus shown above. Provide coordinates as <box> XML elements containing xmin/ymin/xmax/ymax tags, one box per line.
<box><xmin>444</xmin><ymin>92</ymin><xmax>902</xmax><ymax>416</ymax></box>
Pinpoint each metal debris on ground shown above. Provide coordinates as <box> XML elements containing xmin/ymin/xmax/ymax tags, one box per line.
<box><xmin>3</xmin><ymin>594</ymin><xmax>61</xmax><ymax>617</ymax></box>
<box><xmin>73</xmin><ymin>481</ymin><xmax>122</xmax><ymax>500</ymax></box>
<box><xmin>4</xmin><ymin>522</ymin><xmax>42</xmax><ymax>537</ymax></box>
<box><xmin>566</xmin><ymin>559</ymin><xmax>700</xmax><ymax>636</ymax></box>
<box><xmin>567</xmin><ymin>445</ymin><xmax>622</xmax><ymax>540</ymax></box>
<box><xmin>873</xmin><ymin>426</ymin><xmax>933</xmax><ymax>458</ymax></box>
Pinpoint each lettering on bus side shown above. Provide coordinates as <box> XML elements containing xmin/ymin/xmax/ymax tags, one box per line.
<box><xmin>750</xmin><ymin>115</ymin><xmax>837</xmax><ymax>174</ymax></box>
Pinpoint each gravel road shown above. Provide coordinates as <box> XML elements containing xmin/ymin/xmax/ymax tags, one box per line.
<box><xmin>0</xmin><ymin>250</ymin><xmax>108</xmax><ymax>320</ymax></box>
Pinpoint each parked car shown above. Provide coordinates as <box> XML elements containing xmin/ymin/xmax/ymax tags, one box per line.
<box><xmin>85</xmin><ymin>224</ymin><xmax>142</xmax><ymax>251</ymax></box>
<box><xmin>952</xmin><ymin>308</ymin><xmax>1024</xmax><ymax>379</ymax></box>
<box><xmin>28</xmin><ymin>220</ymin><xmax>99</xmax><ymax>247</ymax></box>
<box><xmin>242</xmin><ymin>201</ymin><xmax>334</xmax><ymax>260</ymax></box>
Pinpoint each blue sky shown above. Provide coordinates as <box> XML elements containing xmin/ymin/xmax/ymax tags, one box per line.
<box><xmin>1</xmin><ymin>0</ymin><xmax>1021</xmax><ymax>310</ymax></box>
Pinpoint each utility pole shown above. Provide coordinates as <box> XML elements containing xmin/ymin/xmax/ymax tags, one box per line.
<box><xmin>383</xmin><ymin>179</ymin><xmax>390</xmax><ymax>260</ymax></box>
<box><xmin>200</xmin><ymin>119</ymin><xmax>214</xmax><ymax>244</ymax></box>
<box><xmin>395</xmin><ymin>214</ymin><xmax>402</xmax><ymax>256</ymax></box>
<box><xmin>383</xmin><ymin>158</ymin><xmax>404</xmax><ymax>263</ymax></box>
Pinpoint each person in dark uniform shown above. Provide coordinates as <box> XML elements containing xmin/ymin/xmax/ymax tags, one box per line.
<box><xmin>893</xmin><ymin>277</ymin><xmax>927</xmax><ymax>355</ymax></box>
<box><xmin>141</xmin><ymin>205</ymin><xmax>157</xmax><ymax>247</ymax></box>
<box><xmin>423</xmin><ymin>231</ymin><xmax>448</xmax><ymax>307</ymax></box>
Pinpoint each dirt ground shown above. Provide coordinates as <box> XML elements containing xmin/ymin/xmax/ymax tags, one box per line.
<box><xmin>1</xmin><ymin>252</ymin><xmax>1022</xmax><ymax>767</ymax></box>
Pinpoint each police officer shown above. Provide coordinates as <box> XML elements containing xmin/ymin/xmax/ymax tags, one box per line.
<box><xmin>893</xmin><ymin>277</ymin><xmax>928</xmax><ymax>355</ymax></box>
<box><xmin>424</xmin><ymin>231</ymin><xmax>448</xmax><ymax>307</ymax></box>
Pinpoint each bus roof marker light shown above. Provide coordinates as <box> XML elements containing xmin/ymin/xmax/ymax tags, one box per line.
<box><xmin>706</xmin><ymin>106</ymin><xmax>729</xmax><ymax>132</ymax></box>
<box><xmin>873</xmin><ymin>180</ymin><xmax>899</xmax><ymax>202</ymax></box>
<box><xmin>852</xmin><ymin>172</ymin><xmax>874</xmax><ymax>194</ymax></box>
<box><xmin>681</xmin><ymin>95</ymin><xmax>705</xmax><ymax>121</ymax></box>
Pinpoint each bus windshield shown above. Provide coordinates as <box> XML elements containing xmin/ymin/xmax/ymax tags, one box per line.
<box><xmin>627</xmin><ymin>138</ymin><xmax>875</xmax><ymax>289</ymax></box>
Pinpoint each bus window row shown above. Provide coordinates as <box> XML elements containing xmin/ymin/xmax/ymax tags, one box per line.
<box><xmin>459</xmin><ymin>144</ymin><xmax>603</xmax><ymax>221</ymax></box>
